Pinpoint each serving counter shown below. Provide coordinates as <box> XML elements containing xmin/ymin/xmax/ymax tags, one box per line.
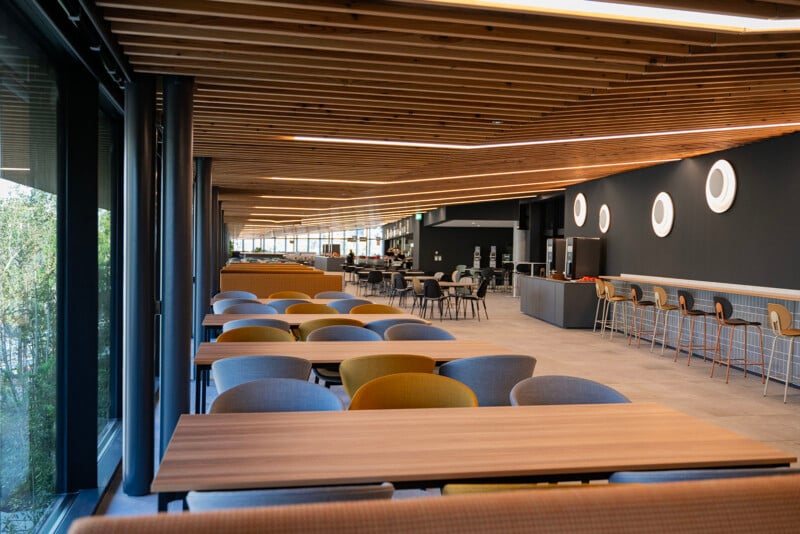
<box><xmin>519</xmin><ymin>276</ymin><xmax>597</xmax><ymax>328</ymax></box>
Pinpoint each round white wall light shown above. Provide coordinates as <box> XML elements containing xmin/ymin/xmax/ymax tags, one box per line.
<box><xmin>705</xmin><ymin>159</ymin><xmax>736</xmax><ymax>213</ymax></box>
<box><xmin>598</xmin><ymin>204</ymin><xmax>610</xmax><ymax>233</ymax></box>
<box><xmin>651</xmin><ymin>192</ymin><xmax>674</xmax><ymax>238</ymax></box>
<box><xmin>573</xmin><ymin>193</ymin><xmax>587</xmax><ymax>227</ymax></box>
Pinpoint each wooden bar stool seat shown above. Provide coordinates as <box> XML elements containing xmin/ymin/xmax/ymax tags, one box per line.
<box><xmin>764</xmin><ymin>303</ymin><xmax>799</xmax><ymax>402</ymax></box>
<box><xmin>674</xmin><ymin>290</ymin><xmax>715</xmax><ymax>365</ymax></box>
<box><xmin>710</xmin><ymin>296</ymin><xmax>765</xmax><ymax>384</ymax></box>
<box><xmin>650</xmin><ymin>286</ymin><xmax>680</xmax><ymax>355</ymax></box>
<box><xmin>628</xmin><ymin>284</ymin><xmax>655</xmax><ymax>348</ymax></box>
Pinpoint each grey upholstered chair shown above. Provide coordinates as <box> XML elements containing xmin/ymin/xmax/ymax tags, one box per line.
<box><xmin>609</xmin><ymin>467</ymin><xmax>800</xmax><ymax>484</ymax></box>
<box><xmin>305</xmin><ymin>325</ymin><xmax>382</xmax><ymax>342</ymax></box>
<box><xmin>363</xmin><ymin>318</ymin><xmax>428</xmax><ymax>338</ymax></box>
<box><xmin>221</xmin><ymin>318</ymin><xmax>291</xmax><ymax>333</ymax></box>
<box><xmin>223</xmin><ymin>302</ymin><xmax>277</xmax><ymax>314</ymax></box>
<box><xmin>186</xmin><ymin>482</ymin><xmax>394</xmax><ymax>511</ymax></box>
<box><xmin>209</xmin><ymin>378</ymin><xmax>343</xmax><ymax>413</ymax></box>
<box><xmin>314</xmin><ymin>291</ymin><xmax>356</xmax><ymax>299</ymax></box>
<box><xmin>439</xmin><ymin>355</ymin><xmax>537</xmax><ymax>406</ymax></box>
<box><xmin>211</xmin><ymin>355</ymin><xmax>312</xmax><ymax>393</ymax></box>
<box><xmin>510</xmin><ymin>375</ymin><xmax>630</xmax><ymax>406</ymax></box>
<box><xmin>266</xmin><ymin>298</ymin><xmax>309</xmax><ymax>313</ymax></box>
<box><xmin>213</xmin><ymin>290</ymin><xmax>257</xmax><ymax>300</ymax></box>
<box><xmin>383</xmin><ymin>323</ymin><xmax>455</xmax><ymax>341</ymax></box>
<box><xmin>212</xmin><ymin>297</ymin><xmax>262</xmax><ymax>314</ymax></box>
<box><xmin>327</xmin><ymin>298</ymin><xmax>372</xmax><ymax>313</ymax></box>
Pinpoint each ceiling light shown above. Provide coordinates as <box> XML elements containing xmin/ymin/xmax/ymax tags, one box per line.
<box><xmin>418</xmin><ymin>0</ymin><xmax>800</xmax><ymax>32</ymax></box>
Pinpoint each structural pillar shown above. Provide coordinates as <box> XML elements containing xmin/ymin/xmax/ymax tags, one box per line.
<box><xmin>160</xmin><ymin>75</ymin><xmax>194</xmax><ymax>458</ymax></box>
<box><xmin>193</xmin><ymin>157</ymin><xmax>212</xmax><ymax>356</ymax></box>
<box><xmin>122</xmin><ymin>75</ymin><xmax>156</xmax><ymax>495</ymax></box>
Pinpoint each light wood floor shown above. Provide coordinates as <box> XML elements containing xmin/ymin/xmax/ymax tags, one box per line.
<box><xmin>99</xmin><ymin>281</ymin><xmax>799</xmax><ymax>515</ymax></box>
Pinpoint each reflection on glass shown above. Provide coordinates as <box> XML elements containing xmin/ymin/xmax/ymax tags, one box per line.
<box><xmin>0</xmin><ymin>10</ymin><xmax>60</xmax><ymax>532</ymax></box>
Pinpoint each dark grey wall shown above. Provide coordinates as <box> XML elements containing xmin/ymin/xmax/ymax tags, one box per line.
<box><xmin>417</xmin><ymin>226</ymin><xmax>513</xmax><ymax>273</ymax></box>
<box><xmin>564</xmin><ymin>132</ymin><xmax>800</xmax><ymax>289</ymax></box>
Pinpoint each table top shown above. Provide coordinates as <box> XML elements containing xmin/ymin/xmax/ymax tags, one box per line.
<box><xmin>203</xmin><ymin>313</ymin><xmax>428</xmax><ymax>328</ymax></box>
<box><xmin>194</xmin><ymin>339</ymin><xmax>511</xmax><ymax>366</ymax></box>
<box><xmin>151</xmin><ymin>403</ymin><xmax>795</xmax><ymax>493</ymax></box>
<box><xmin>601</xmin><ymin>274</ymin><xmax>800</xmax><ymax>302</ymax></box>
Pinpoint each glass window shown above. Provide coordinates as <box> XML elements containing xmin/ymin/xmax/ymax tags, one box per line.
<box><xmin>97</xmin><ymin>110</ymin><xmax>115</xmax><ymax>452</ymax></box>
<box><xmin>0</xmin><ymin>12</ymin><xmax>60</xmax><ymax>531</ymax></box>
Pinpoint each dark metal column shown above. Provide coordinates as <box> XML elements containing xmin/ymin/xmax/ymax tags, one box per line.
<box><xmin>193</xmin><ymin>157</ymin><xmax>212</xmax><ymax>357</ymax></box>
<box><xmin>160</xmin><ymin>75</ymin><xmax>194</xmax><ymax>458</ymax></box>
<box><xmin>122</xmin><ymin>75</ymin><xmax>156</xmax><ymax>496</ymax></box>
<box><xmin>57</xmin><ymin>65</ymin><xmax>99</xmax><ymax>493</ymax></box>
<box><xmin>211</xmin><ymin>186</ymin><xmax>221</xmax><ymax>294</ymax></box>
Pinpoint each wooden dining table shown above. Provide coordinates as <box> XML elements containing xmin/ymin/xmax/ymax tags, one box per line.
<box><xmin>193</xmin><ymin>338</ymin><xmax>509</xmax><ymax>413</ymax></box>
<box><xmin>152</xmin><ymin>403</ymin><xmax>796</xmax><ymax>511</ymax></box>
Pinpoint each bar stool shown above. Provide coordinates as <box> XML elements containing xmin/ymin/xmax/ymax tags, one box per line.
<box><xmin>650</xmin><ymin>286</ymin><xmax>679</xmax><ymax>355</ymax></box>
<box><xmin>593</xmin><ymin>279</ymin><xmax>609</xmax><ymax>333</ymax></box>
<box><xmin>628</xmin><ymin>284</ymin><xmax>655</xmax><ymax>348</ymax></box>
<box><xmin>601</xmin><ymin>281</ymin><xmax>631</xmax><ymax>340</ymax></box>
<box><xmin>763</xmin><ymin>303</ymin><xmax>799</xmax><ymax>402</ymax></box>
<box><xmin>710</xmin><ymin>296</ymin><xmax>764</xmax><ymax>384</ymax></box>
<box><xmin>674</xmin><ymin>290</ymin><xmax>715</xmax><ymax>366</ymax></box>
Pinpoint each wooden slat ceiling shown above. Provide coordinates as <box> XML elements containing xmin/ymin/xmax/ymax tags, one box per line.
<box><xmin>94</xmin><ymin>0</ymin><xmax>800</xmax><ymax>238</ymax></box>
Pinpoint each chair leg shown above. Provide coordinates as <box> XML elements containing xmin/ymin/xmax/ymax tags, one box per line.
<box><xmin>764</xmin><ymin>335</ymin><xmax>779</xmax><ymax>397</ymax></box>
<box><xmin>674</xmin><ymin>315</ymin><xmax>685</xmax><ymax>362</ymax></box>
<box><xmin>481</xmin><ymin>299</ymin><xmax>488</xmax><ymax>320</ymax></box>
<box><xmin>784</xmin><ymin>338</ymin><xmax>795</xmax><ymax>403</ymax></box>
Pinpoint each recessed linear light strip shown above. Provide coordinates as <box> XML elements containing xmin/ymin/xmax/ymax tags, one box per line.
<box><xmin>291</xmin><ymin>122</ymin><xmax>800</xmax><ymax>150</ymax></box>
<box><xmin>418</xmin><ymin>0</ymin><xmax>800</xmax><ymax>33</ymax></box>
<box><xmin>1</xmin><ymin>167</ymin><xmax>31</xmax><ymax>171</ymax></box>
<box><xmin>266</xmin><ymin>159</ymin><xmax>675</xmax><ymax>186</ymax></box>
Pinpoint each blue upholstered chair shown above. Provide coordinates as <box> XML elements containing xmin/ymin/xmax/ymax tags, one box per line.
<box><xmin>439</xmin><ymin>355</ymin><xmax>537</xmax><ymax>406</ymax></box>
<box><xmin>209</xmin><ymin>378</ymin><xmax>343</xmax><ymax>413</ymax></box>
<box><xmin>510</xmin><ymin>375</ymin><xmax>630</xmax><ymax>405</ymax></box>
<box><xmin>211</xmin><ymin>355</ymin><xmax>312</xmax><ymax>393</ymax></box>
<box><xmin>383</xmin><ymin>323</ymin><xmax>455</xmax><ymax>341</ymax></box>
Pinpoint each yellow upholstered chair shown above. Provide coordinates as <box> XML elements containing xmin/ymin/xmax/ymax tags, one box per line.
<box><xmin>348</xmin><ymin>372</ymin><xmax>477</xmax><ymax>410</ymax></box>
<box><xmin>269</xmin><ymin>291</ymin><xmax>311</xmax><ymax>299</ymax></box>
<box><xmin>764</xmin><ymin>303</ymin><xmax>799</xmax><ymax>402</ymax></box>
<box><xmin>215</xmin><ymin>325</ymin><xmax>296</xmax><ymax>343</ymax></box>
<box><xmin>339</xmin><ymin>354</ymin><xmax>437</xmax><ymax>398</ymax></box>
<box><xmin>285</xmin><ymin>303</ymin><xmax>339</xmax><ymax>314</ymax></box>
<box><xmin>349</xmin><ymin>303</ymin><xmax>404</xmax><ymax>314</ymax></box>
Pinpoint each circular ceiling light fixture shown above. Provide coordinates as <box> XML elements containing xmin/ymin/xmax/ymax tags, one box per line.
<box><xmin>705</xmin><ymin>159</ymin><xmax>737</xmax><ymax>213</ymax></box>
<box><xmin>598</xmin><ymin>204</ymin><xmax>611</xmax><ymax>233</ymax></box>
<box><xmin>573</xmin><ymin>192</ymin><xmax>587</xmax><ymax>227</ymax></box>
<box><xmin>651</xmin><ymin>192</ymin><xmax>674</xmax><ymax>237</ymax></box>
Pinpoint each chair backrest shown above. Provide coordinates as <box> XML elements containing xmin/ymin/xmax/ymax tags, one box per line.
<box><xmin>630</xmin><ymin>284</ymin><xmax>644</xmax><ymax>303</ymax></box>
<box><xmin>433</xmin><ymin>272</ymin><xmax>444</xmax><ymax>280</ymax></box>
<box><xmin>268</xmin><ymin>291</ymin><xmax>312</xmax><ymax>299</ymax></box>
<box><xmin>314</xmin><ymin>291</ymin><xmax>355</xmax><ymax>299</ymax></box>
<box><xmin>349</xmin><ymin>304</ymin><xmax>404</xmax><ymax>314</ymax></box>
<box><xmin>367</xmin><ymin>270</ymin><xmax>383</xmax><ymax>283</ymax></box>
<box><xmin>602</xmin><ymin>281</ymin><xmax>616</xmax><ymax>299</ymax></box>
<box><xmin>412</xmin><ymin>277</ymin><xmax>424</xmax><ymax>295</ymax></box>
<box><xmin>297</xmin><ymin>318</ymin><xmax>364</xmax><ymax>341</ymax></box>
<box><xmin>214</xmin><ymin>290</ymin><xmax>257</xmax><ymax>300</ymax></box>
<box><xmin>267</xmin><ymin>299</ymin><xmax>310</xmax><ymax>313</ymax></box>
<box><xmin>383</xmin><ymin>323</ymin><xmax>456</xmax><ymax>341</ymax></box>
<box><xmin>474</xmin><ymin>278</ymin><xmax>489</xmax><ymax>298</ymax></box>
<box><xmin>363</xmin><ymin>318</ymin><xmax>428</xmax><ymax>338</ymax></box>
<box><xmin>212</xmin><ymin>355</ymin><xmax>312</xmax><ymax>393</ymax></box>
<box><xmin>594</xmin><ymin>279</ymin><xmax>605</xmax><ymax>299</ymax></box>
<box><xmin>348</xmin><ymin>372</ymin><xmax>478</xmax><ymax>410</ymax></box>
<box><xmin>451</xmin><ymin>270</ymin><xmax>461</xmax><ymax>282</ymax></box>
<box><xmin>653</xmin><ymin>286</ymin><xmax>668</xmax><ymax>308</ymax></box>
<box><xmin>677</xmin><ymin>290</ymin><xmax>695</xmax><ymax>313</ymax></box>
<box><xmin>210</xmin><ymin>378</ymin><xmax>343</xmax><ymax>413</ymax></box>
<box><xmin>713</xmin><ymin>295</ymin><xmax>734</xmax><ymax>321</ymax></box>
<box><xmin>423</xmin><ymin>279</ymin><xmax>444</xmax><ymax>298</ymax></box>
<box><xmin>455</xmin><ymin>264</ymin><xmax>467</xmax><ymax>273</ymax></box>
<box><xmin>439</xmin><ymin>355</ymin><xmax>537</xmax><ymax>406</ymax></box>
<box><xmin>285</xmin><ymin>303</ymin><xmax>339</xmax><ymax>314</ymax></box>
<box><xmin>212</xmin><ymin>298</ymin><xmax>262</xmax><ymax>314</ymax></box>
<box><xmin>609</xmin><ymin>467</ymin><xmax>800</xmax><ymax>485</ymax></box>
<box><xmin>767</xmin><ymin>303</ymin><xmax>792</xmax><ymax>335</ymax></box>
<box><xmin>327</xmin><ymin>298</ymin><xmax>373</xmax><ymax>313</ymax></box>
<box><xmin>393</xmin><ymin>273</ymin><xmax>408</xmax><ymax>289</ymax></box>
<box><xmin>306</xmin><ymin>325</ymin><xmax>382</xmax><ymax>341</ymax></box>
<box><xmin>223</xmin><ymin>303</ymin><xmax>278</xmax><ymax>314</ymax></box>
<box><xmin>215</xmin><ymin>325</ymin><xmax>296</xmax><ymax>342</ymax></box>
<box><xmin>340</xmin><ymin>354</ymin><xmax>437</xmax><ymax>398</ymax></box>
<box><xmin>510</xmin><ymin>375</ymin><xmax>629</xmax><ymax>405</ymax></box>
<box><xmin>222</xmin><ymin>318</ymin><xmax>291</xmax><ymax>333</ymax></box>
<box><xmin>186</xmin><ymin>482</ymin><xmax>394</xmax><ymax>511</ymax></box>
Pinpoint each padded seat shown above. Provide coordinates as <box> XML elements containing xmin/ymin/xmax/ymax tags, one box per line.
<box><xmin>628</xmin><ymin>284</ymin><xmax>655</xmax><ymax>348</ymax></box>
<box><xmin>439</xmin><ymin>355</ymin><xmax>537</xmax><ymax>406</ymax></box>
